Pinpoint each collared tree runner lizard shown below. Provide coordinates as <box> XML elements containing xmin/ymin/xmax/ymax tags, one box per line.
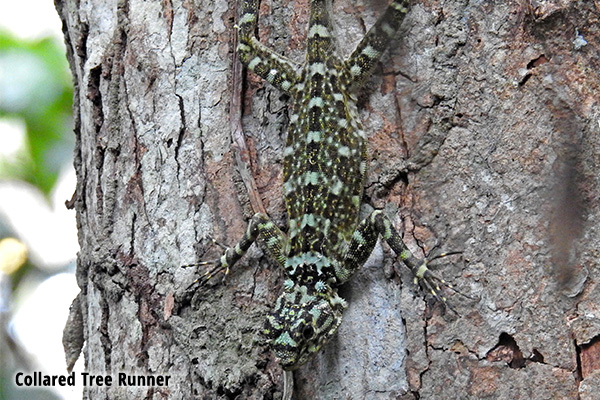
<box><xmin>193</xmin><ymin>0</ymin><xmax>459</xmax><ymax>371</ymax></box>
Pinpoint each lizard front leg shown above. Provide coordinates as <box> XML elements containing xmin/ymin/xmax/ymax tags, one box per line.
<box><xmin>189</xmin><ymin>213</ymin><xmax>287</xmax><ymax>284</ymax></box>
<box><xmin>339</xmin><ymin>210</ymin><xmax>456</xmax><ymax>304</ymax></box>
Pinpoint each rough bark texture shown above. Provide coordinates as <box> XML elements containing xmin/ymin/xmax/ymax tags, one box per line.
<box><xmin>55</xmin><ymin>0</ymin><xmax>599</xmax><ymax>398</ymax></box>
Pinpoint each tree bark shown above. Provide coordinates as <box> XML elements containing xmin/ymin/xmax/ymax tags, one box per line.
<box><xmin>56</xmin><ymin>0</ymin><xmax>600</xmax><ymax>398</ymax></box>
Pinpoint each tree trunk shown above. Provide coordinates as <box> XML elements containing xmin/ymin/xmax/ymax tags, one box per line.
<box><xmin>55</xmin><ymin>0</ymin><xmax>600</xmax><ymax>398</ymax></box>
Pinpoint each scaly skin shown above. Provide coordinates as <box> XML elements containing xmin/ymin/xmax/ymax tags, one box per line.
<box><xmin>195</xmin><ymin>0</ymin><xmax>457</xmax><ymax>371</ymax></box>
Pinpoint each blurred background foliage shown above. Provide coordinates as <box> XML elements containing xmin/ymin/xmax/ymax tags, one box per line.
<box><xmin>0</xmin><ymin>29</ymin><xmax>74</xmax><ymax>195</ymax></box>
<box><xmin>0</xmin><ymin>18</ymin><xmax>79</xmax><ymax>400</ymax></box>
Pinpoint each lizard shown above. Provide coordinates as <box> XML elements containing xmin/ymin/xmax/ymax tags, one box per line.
<box><xmin>193</xmin><ymin>0</ymin><xmax>459</xmax><ymax>371</ymax></box>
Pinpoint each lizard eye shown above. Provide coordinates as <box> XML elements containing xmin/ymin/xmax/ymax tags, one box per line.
<box><xmin>302</xmin><ymin>325</ymin><xmax>315</xmax><ymax>340</ymax></box>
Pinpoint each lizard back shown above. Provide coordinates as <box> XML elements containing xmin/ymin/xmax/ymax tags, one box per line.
<box><xmin>282</xmin><ymin>0</ymin><xmax>367</xmax><ymax>273</ymax></box>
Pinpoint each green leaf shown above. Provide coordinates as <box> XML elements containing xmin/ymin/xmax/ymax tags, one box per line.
<box><xmin>0</xmin><ymin>30</ymin><xmax>73</xmax><ymax>195</ymax></box>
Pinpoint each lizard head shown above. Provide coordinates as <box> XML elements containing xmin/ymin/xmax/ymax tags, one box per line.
<box><xmin>262</xmin><ymin>279</ymin><xmax>347</xmax><ymax>370</ymax></box>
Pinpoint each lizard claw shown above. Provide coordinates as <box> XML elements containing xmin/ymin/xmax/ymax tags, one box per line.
<box><xmin>183</xmin><ymin>259</ymin><xmax>230</xmax><ymax>290</ymax></box>
<box><xmin>413</xmin><ymin>251</ymin><xmax>473</xmax><ymax>315</ymax></box>
<box><xmin>206</xmin><ymin>234</ymin><xmax>229</xmax><ymax>251</ymax></box>
<box><xmin>183</xmin><ymin>236</ymin><xmax>232</xmax><ymax>289</ymax></box>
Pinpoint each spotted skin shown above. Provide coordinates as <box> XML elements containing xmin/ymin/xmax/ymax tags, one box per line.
<box><xmin>197</xmin><ymin>0</ymin><xmax>455</xmax><ymax>371</ymax></box>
